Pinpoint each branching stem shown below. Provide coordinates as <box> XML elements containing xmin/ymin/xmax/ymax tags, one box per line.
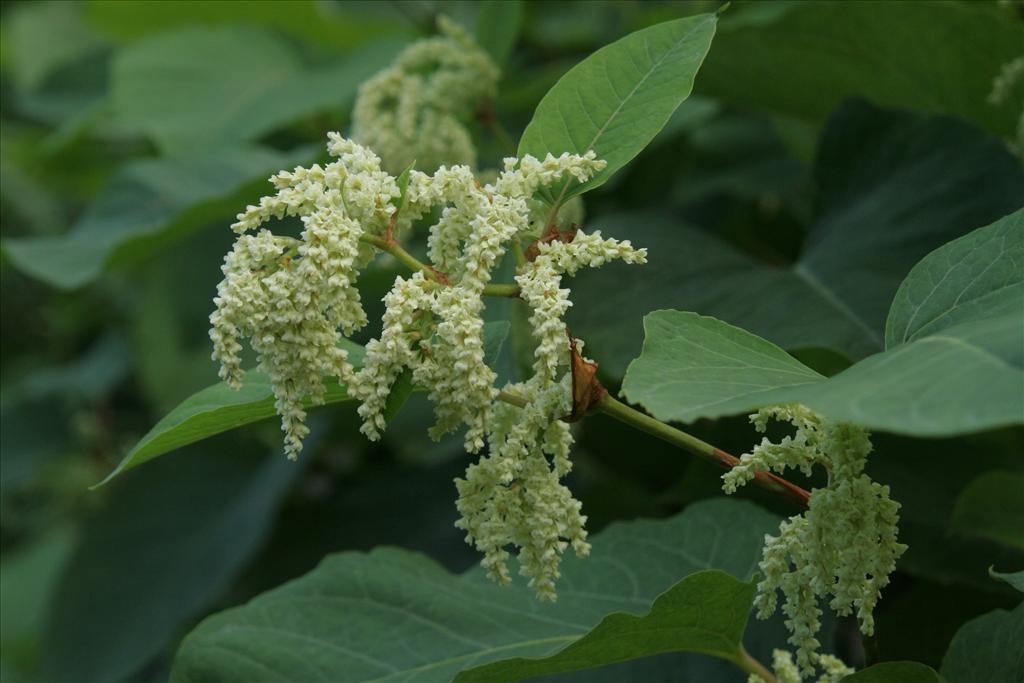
<box><xmin>596</xmin><ymin>394</ymin><xmax>811</xmax><ymax>508</ymax></box>
<box><xmin>512</xmin><ymin>238</ymin><xmax>527</xmax><ymax>268</ymax></box>
<box><xmin>371</xmin><ymin>232</ymin><xmax>809</xmax><ymax>509</ymax></box>
<box><xmin>495</xmin><ymin>390</ymin><xmax>811</xmax><ymax>509</ymax></box>
<box><xmin>360</xmin><ymin>234</ymin><xmax>520</xmax><ymax>297</ymax></box>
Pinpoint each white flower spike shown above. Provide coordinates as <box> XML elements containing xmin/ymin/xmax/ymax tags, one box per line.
<box><xmin>725</xmin><ymin>405</ymin><xmax>907</xmax><ymax>677</ymax></box>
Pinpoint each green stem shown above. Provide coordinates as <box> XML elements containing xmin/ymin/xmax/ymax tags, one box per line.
<box><xmin>498</xmin><ymin>389</ymin><xmax>529</xmax><ymax>408</ymax></box>
<box><xmin>483</xmin><ymin>282</ymin><xmax>521</xmax><ymax>297</ymax></box>
<box><xmin>735</xmin><ymin>646</ymin><xmax>776</xmax><ymax>683</ymax></box>
<box><xmin>493</xmin><ymin>390</ymin><xmax>810</xmax><ymax>509</ymax></box>
<box><xmin>512</xmin><ymin>237</ymin><xmax>527</xmax><ymax>268</ymax></box>
<box><xmin>595</xmin><ymin>395</ymin><xmax>811</xmax><ymax>508</ymax></box>
<box><xmin>361</xmin><ymin>234</ymin><xmax>520</xmax><ymax>297</ymax></box>
<box><xmin>362</xmin><ymin>231</ymin><xmax>808</xmax><ymax>509</ymax></box>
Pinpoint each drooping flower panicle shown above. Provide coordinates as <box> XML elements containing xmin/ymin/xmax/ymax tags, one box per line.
<box><xmin>352</xmin><ymin>17</ymin><xmax>499</xmax><ymax>174</ymax></box>
<box><xmin>517</xmin><ymin>230</ymin><xmax>646</xmax><ymax>381</ymax></box>
<box><xmin>211</xmin><ymin>136</ymin><xmax>397</xmax><ymax>459</ymax></box>
<box><xmin>209</xmin><ymin>120</ymin><xmax>647</xmax><ymax>597</ymax></box>
<box><xmin>724</xmin><ymin>405</ymin><xmax>907</xmax><ymax>677</ymax></box>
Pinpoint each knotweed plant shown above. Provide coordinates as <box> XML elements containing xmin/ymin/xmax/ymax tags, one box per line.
<box><xmin>210</xmin><ymin>131</ymin><xmax>646</xmax><ymax>599</ymax></box>
<box><xmin>138</xmin><ymin>12</ymin><xmax>940</xmax><ymax>682</ymax></box>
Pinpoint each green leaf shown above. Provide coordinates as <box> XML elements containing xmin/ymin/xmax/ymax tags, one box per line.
<box><xmin>0</xmin><ymin>527</ymin><xmax>76</xmax><ymax>679</ymax></box>
<box><xmin>44</xmin><ymin>444</ymin><xmax>300</xmax><ymax>683</ymax></box>
<box><xmin>2</xmin><ymin>0</ymin><xmax>105</xmax><ymax>92</ymax></box>
<box><xmin>475</xmin><ymin>0</ymin><xmax>522</xmax><ymax>68</ymax></box>
<box><xmin>571</xmin><ymin>102</ymin><xmax>1024</xmax><ymax>371</ymax></box>
<box><xmin>2</xmin><ymin>145</ymin><xmax>312</xmax><ymax>289</ymax></box>
<box><xmin>102</xmin><ymin>322</ymin><xmax>510</xmax><ymax>485</ymax></box>
<box><xmin>621</xmin><ymin>209</ymin><xmax>1024</xmax><ymax>437</ymax></box>
<box><xmin>623</xmin><ymin>310</ymin><xmax>1023</xmax><ymax>438</ymax></box>
<box><xmin>518</xmin><ymin>13</ymin><xmax>716</xmax><ymax>203</ymax></box>
<box><xmin>886</xmin><ymin>208</ymin><xmax>1024</xmax><ymax>347</ymax></box>
<box><xmin>989</xmin><ymin>568</ymin><xmax>1024</xmax><ymax>594</ymax></box>
<box><xmin>482</xmin><ymin>320</ymin><xmax>512</xmax><ymax>366</ymax></box>
<box><xmin>940</xmin><ymin>603</ymin><xmax>1024</xmax><ymax>683</ymax></box>
<box><xmin>842</xmin><ymin>662</ymin><xmax>946</xmax><ymax>683</ymax></box>
<box><xmin>699</xmin><ymin>0</ymin><xmax>1024</xmax><ymax>140</ymax></box>
<box><xmin>110</xmin><ymin>27</ymin><xmax>402</xmax><ymax>154</ymax></box>
<box><xmin>86</xmin><ymin>0</ymin><xmax>406</xmax><ymax>50</ymax></box>
<box><xmin>96</xmin><ymin>339</ymin><xmax>363</xmax><ymax>486</ymax></box>
<box><xmin>622</xmin><ymin>310</ymin><xmax>824</xmax><ymax>421</ymax></box>
<box><xmin>455</xmin><ymin>571</ymin><xmax>754</xmax><ymax>682</ymax></box>
<box><xmin>867</xmin><ymin>432</ymin><xmax>1024</xmax><ymax>593</ymax></box>
<box><xmin>951</xmin><ymin>472</ymin><xmax>1024</xmax><ymax>551</ymax></box>
<box><xmin>172</xmin><ymin>498</ymin><xmax>779</xmax><ymax>682</ymax></box>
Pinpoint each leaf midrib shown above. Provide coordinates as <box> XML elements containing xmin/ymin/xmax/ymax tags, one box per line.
<box><xmin>792</xmin><ymin>262</ymin><xmax>884</xmax><ymax>349</ymax></box>
<box><xmin>582</xmin><ymin>17</ymin><xmax>710</xmax><ymax>155</ymax></box>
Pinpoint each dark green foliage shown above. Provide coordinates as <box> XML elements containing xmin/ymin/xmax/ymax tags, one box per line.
<box><xmin>1</xmin><ymin>1</ymin><xmax>1020</xmax><ymax>681</ymax></box>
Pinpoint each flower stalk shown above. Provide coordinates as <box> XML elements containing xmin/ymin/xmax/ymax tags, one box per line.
<box><xmin>495</xmin><ymin>390</ymin><xmax>811</xmax><ymax>509</ymax></box>
<box><xmin>359</xmin><ymin>234</ymin><xmax>520</xmax><ymax>297</ymax></box>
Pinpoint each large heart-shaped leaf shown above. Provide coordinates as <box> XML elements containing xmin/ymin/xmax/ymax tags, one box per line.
<box><xmin>570</xmin><ymin>101</ymin><xmax>1024</xmax><ymax>372</ymax></box>
<box><xmin>455</xmin><ymin>570</ymin><xmax>755</xmax><ymax>682</ymax></box>
<box><xmin>950</xmin><ymin>472</ymin><xmax>1024</xmax><ymax>552</ymax></box>
<box><xmin>111</xmin><ymin>27</ymin><xmax>402</xmax><ymax>154</ymax></box>
<box><xmin>868</xmin><ymin>435</ymin><xmax>1024</xmax><ymax>594</ymax></box>
<box><xmin>621</xmin><ymin>208</ymin><xmax>1024</xmax><ymax>436</ymax></box>
<box><xmin>44</xmin><ymin>444</ymin><xmax>300</xmax><ymax>683</ymax></box>
<box><xmin>171</xmin><ymin>498</ymin><xmax>779</xmax><ymax>682</ymax></box>
<box><xmin>2</xmin><ymin>145</ymin><xmax>312</xmax><ymax>289</ymax></box>
<box><xmin>518</xmin><ymin>13</ymin><xmax>716</xmax><ymax>203</ymax></box>
<box><xmin>940</xmin><ymin>602</ymin><xmax>1024</xmax><ymax>683</ymax></box>
<box><xmin>885</xmin><ymin>210</ymin><xmax>1024</xmax><ymax>347</ymax></box>
<box><xmin>698</xmin><ymin>0</ymin><xmax>1024</xmax><ymax>140</ymax></box>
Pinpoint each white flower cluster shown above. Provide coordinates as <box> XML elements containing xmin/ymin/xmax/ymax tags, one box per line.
<box><xmin>352</xmin><ymin>17</ymin><xmax>499</xmax><ymax>174</ymax></box>
<box><xmin>455</xmin><ymin>373</ymin><xmax>588</xmax><ymax>600</ymax></box>
<box><xmin>354</xmin><ymin>151</ymin><xmax>608</xmax><ymax>451</ymax></box>
<box><xmin>210</xmin><ymin>135</ymin><xmax>398</xmax><ymax>459</ymax></box>
<box><xmin>517</xmin><ymin>230</ymin><xmax>647</xmax><ymax>381</ymax></box>
<box><xmin>748</xmin><ymin>650</ymin><xmax>852</xmax><ymax>683</ymax></box>
<box><xmin>360</xmin><ymin>155</ymin><xmax>646</xmax><ymax>598</ymax></box>
<box><xmin>988</xmin><ymin>55</ymin><xmax>1024</xmax><ymax>154</ymax></box>
<box><xmin>211</xmin><ymin>131</ymin><xmax>648</xmax><ymax>599</ymax></box>
<box><xmin>723</xmin><ymin>405</ymin><xmax>907</xmax><ymax>677</ymax></box>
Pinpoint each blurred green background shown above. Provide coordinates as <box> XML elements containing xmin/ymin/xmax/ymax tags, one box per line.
<box><xmin>1</xmin><ymin>1</ymin><xmax>1022</xmax><ymax>682</ymax></box>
